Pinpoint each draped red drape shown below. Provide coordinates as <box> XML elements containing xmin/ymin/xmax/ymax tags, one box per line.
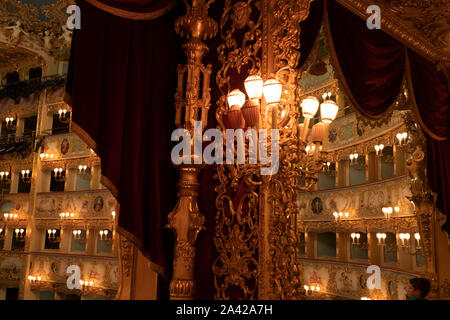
<box><xmin>65</xmin><ymin>0</ymin><xmax>179</xmax><ymax>280</ymax></box>
<box><xmin>407</xmin><ymin>49</ymin><xmax>450</xmax><ymax>234</ymax></box>
<box><xmin>326</xmin><ymin>0</ymin><xmax>405</xmax><ymax>119</ymax></box>
<box><xmin>298</xmin><ymin>0</ymin><xmax>324</xmax><ymax>69</ymax></box>
<box><xmin>323</xmin><ymin>0</ymin><xmax>450</xmax><ymax>234</ymax></box>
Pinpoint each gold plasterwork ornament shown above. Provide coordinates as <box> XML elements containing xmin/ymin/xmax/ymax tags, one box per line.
<box><xmin>213</xmin><ymin>0</ymin><xmax>318</xmax><ymax>300</ymax></box>
<box><xmin>167</xmin><ymin>0</ymin><xmax>217</xmax><ymax>300</ymax></box>
<box><xmin>402</xmin><ymin>110</ymin><xmax>440</xmax><ymax>298</ymax></box>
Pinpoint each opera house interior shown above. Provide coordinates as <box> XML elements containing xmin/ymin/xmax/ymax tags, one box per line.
<box><xmin>0</xmin><ymin>0</ymin><xmax>448</xmax><ymax>301</ymax></box>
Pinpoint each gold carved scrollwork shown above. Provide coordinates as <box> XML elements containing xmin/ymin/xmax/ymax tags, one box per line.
<box><xmin>213</xmin><ymin>0</ymin><xmax>316</xmax><ymax>300</ymax></box>
<box><xmin>402</xmin><ymin>110</ymin><xmax>439</xmax><ymax>297</ymax></box>
<box><xmin>263</xmin><ymin>0</ymin><xmax>313</xmax><ymax>300</ymax></box>
<box><xmin>213</xmin><ymin>167</ymin><xmax>260</xmax><ymax>299</ymax></box>
<box><xmin>213</xmin><ymin>0</ymin><xmax>263</xmax><ymax>300</ymax></box>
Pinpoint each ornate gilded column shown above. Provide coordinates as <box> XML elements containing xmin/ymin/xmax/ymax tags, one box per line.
<box><xmin>402</xmin><ymin>111</ymin><xmax>439</xmax><ymax>298</ymax></box>
<box><xmin>167</xmin><ymin>0</ymin><xmax>217</xmax><ymax>300</ymax></box>
<box><xmin>213</xmin><ymin>0</ymin><xmax>316</xmax><ymax>300</ymax></box>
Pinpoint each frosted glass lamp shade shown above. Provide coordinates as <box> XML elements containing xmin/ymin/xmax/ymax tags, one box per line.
<box><xmin>263</xmin><ymin>79</ymin><xmax>282</xmax><ymax>105</ymax></box>
<box><xmin>320</xmin><ymin>99</ymin><xmax>339</xmax><ymax>123</ymax></box>
<box><xmin>301</xmin><ymin>96</ymin><xmax>319</xmax><ymax>118</ymax></box>
<box><xmin>244</xmin><ymin>75</ymin><xmax>263</xmax><ymax>100</ymax></box>
<box><xmin>227</xmin><ymin>89</ymin><xmax>246</xmax><ymax>109</ymax></box>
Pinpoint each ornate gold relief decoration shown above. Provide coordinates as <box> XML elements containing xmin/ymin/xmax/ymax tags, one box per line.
<box><xmin>336</xmin><ymin>0</ymin><xmax>449</xmax><ymax>65</ymax></box>
<box><xmin>168</xmin><ymin>0</ymin><xmax>217</xmax><ymax>300</ymax></box>
<box><xmin>263</xmin><ymin>0</ymin><xmax>314</xmax><ymax>300</ymax></box>
<box><xmin>114</xmin><ymin>234</ymin><xmax>135</xmax><ymax>299</ymax></box>
<box><xmin>213</xmin><ymin>0</ymin><xmax>317</xmax><ymax>300</ymax></box>
<box><xmin>213</xmin><ymin>168</ymin><xmax>260</xmax><ymax>299</ymax></box>
<box><xmin>402</xmin><ymin>110</ymin><xmax>439</xmax><ymax>296</ymax></box>
<box><xmin>213</xmin><ymin>0</ymin><xmax>263</xmax><ymax>300</ymax></box>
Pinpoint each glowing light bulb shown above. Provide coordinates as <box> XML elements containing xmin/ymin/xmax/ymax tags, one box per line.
<box><xmin>263</xmin><ymin>79</ymin><xmax>282</xmax><ymax>106</ymax></box>
<box><xmin>301</xmin><ymin>96</ymin><xmax>319</xmax><ymax>118</ymax></box>
<box><xmin>227</xmin><ymin>89</ymin><xmax>246</xmax><ymax>109</ymax></box>
<box><xmin>320</xmin><ymin>99</ymin><xmax>339</xmax><ymax>123</ymax></box>
<box><xmin>244</xmin><ymin>75</ymin><xmax>263</xmax><ymax>100</ymax></box>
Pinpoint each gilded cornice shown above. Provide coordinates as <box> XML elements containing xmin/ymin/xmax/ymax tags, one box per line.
<box><xmin>325</xmin><ymin>123</ymin><xmax>406</xmax><ymax>162</ymax></box>
<box><xmin>298</xmin><ymin>216</ymin><xmax>418</xmax><ymax>233</ymax></box>
<box><xmin>299</xmin><ymin>258</ymin><xmax>421</xmax><ymax>299</ymax></box>
<box><xmin>39</xmin><ymin>156</ymin><xmax>101</xmax><ymax>170</ymax></box>
<box><xmin>34</xmin><ymin>218</ymin><xmax>113</xmax><ymax>230</ymax></box>
<box><xmin>45</xmin><ymin>101</ymin><xmax>71</xmax><ymax>114</ymax></box>
<box><xmin>336</xmin><ymin>0</ymin><xmax>449</xmax><ymax>65</ymax></box>
<box><xmin>0</xmin><ymin>158</ymin><xmax>34</xmax><ymax>172</ymax></box>
<box><xmin>0</xmin><ymin>102</ymin><xmax>39</xmax><ymax>120</ymax></box>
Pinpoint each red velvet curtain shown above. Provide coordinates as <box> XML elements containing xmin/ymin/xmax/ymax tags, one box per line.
<box><xmin>324</xmin><ymin>0</ymin><xmax>450</xmax><ymax>234</ymax></box>
<box><xmin>65</xmin><ymin>0</ymin><xmax>179</xmax><ymax>280</ymax></box>
<box><xmin>407</xmin><ymin>49</ymin><xmax>450</xmax><ymax>234</ymax></box>
<box><xmin>326</xmin><ymin>0</ymin><xmax>405</xmax><ymax>119</ymax></box>
<box><xmin>298</xmin><ymin>0</ymin><xmax>324</xmax><ymax>69</ymax></box>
